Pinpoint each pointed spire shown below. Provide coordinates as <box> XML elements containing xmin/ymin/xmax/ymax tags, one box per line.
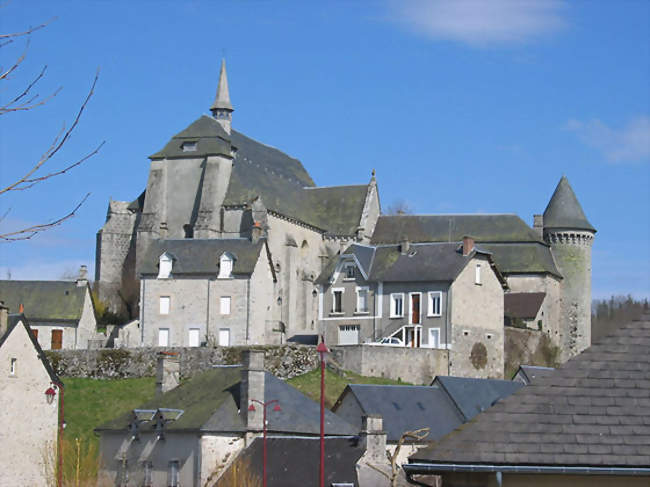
<box><xmin>210</xmin><ymin>59</ymin><xmax>234</xmax><ymax>133</ymax></box>
<box><xmin>543</xmin><ymin>176</ymin><xmax>595</xmax><ymax>232</ymax></box>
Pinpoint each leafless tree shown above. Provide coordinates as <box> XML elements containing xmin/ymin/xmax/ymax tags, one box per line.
<box><xmin>385</xmin><ymin>199</ymin><xmax>414</xmax><ymax>216</ymax></box>
<box><xmin>367</xmin><ymin>427</ymin><xmax>430</xmax><ymax>487</ymax></box>
<box><xmin>0</xmin><ymin>18</ymin><xmax>104</xmax><ymax>241</ymax></box>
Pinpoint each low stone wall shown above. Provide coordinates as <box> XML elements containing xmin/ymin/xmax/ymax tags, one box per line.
<box><xmin>45</xmin><ymin>345</ymin><xmax>320</xmax><ymax>380</ymax></box>
<box><xmin>330</xmin><ymin>345</ymin><xmax>449</xmax><ymax>385</ymax></box>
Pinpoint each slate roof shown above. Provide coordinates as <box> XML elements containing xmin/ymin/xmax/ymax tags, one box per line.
<box><xmin>410</xmin><ymin>315</ymin><xmax>650</xmax><ymax>469</ymax></box>
<box><xmin>432</xmin><ymin>376</ymin><xmax>524</xmax><ymax>422</ymax></box>
<box><xmin>481</xmin><ymin>243</ymin><xmax>562</xmax><ymax>278</ymax></box>
<box><xmin>543</xmin><ymin>176</ymin><xmax>596</xmax><ymax>232</ymax></box>
<box><xmin>149</xmin><ymin>115</ymin><xmax>233</xmax><ymax>159</ymax></box>
<box><xmin>216</xmin><ymin>436</ymin><xmax>363</xmax><ymax>487</ymax></box>
<box><xmin>513</xmin><ymin>365</ymin><xmax>556</xmax><ymax>384</ymax></box>
<box><xmin>138</xmin><ymin>238</ymin><xmax>267</xmax><ymax>277</ymax></box>
<box><xmin>504</xmin><ymin>292</ymin><xmax>547</xmax><ymax>319</ymax></box>
<box><xmin>333</xmin><ymin>384</ymin><xmax>465</xmax><ymax>443</ymax></box>
<box><xmin>0</xmin><ymin>314</ymin><xmax>61</xmax><ymax>385</ymax></box>
<box><xmin>371</xmin><ymin>214</ymin><xmax>543</xmax><ymax>244</ymax></box>
<box><xmin>0</xmin><ymin>280</ymin><xmax>87</xmax><ymax>323</ymax></box>
<box><xmin>97</xmin><ymin>366</ymin><xmax>357</xmax><ymax>436</ymax></box>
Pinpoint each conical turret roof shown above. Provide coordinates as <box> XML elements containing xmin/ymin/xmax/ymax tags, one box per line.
<box><xmin>210</xmin><ymin>59</ymin><xmax>233</xmax><ymax>111</ymax></box>
<box><xmin>543</xmin><ymin>176</ymin><xmax>595</xmax><ymax>232</ymax></box>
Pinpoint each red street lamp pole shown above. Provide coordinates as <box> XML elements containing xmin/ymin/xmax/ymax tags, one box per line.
<box><xmin>316</xmin><ymin>339</ymin><xmax>329</xmax><ymax>487</ymax></box>
<box><xmin>248</xmin><ymin>399</ymin><xmax>281</xmax><ymax>487</ymax></box>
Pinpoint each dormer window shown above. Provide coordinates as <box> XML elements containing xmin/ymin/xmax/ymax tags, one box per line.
<box><xmin>181</xmin><ymin>141</ymin><xmax>197</xmax><ymax>152</ymax></box>
<box><xmin>218</xmin><ymin>253</ymin><xmax>234</xmax><ymax>279</ymax></box>
<box><xmin>344</xmin><ymin>263</ymin><xmax>355</xmax><ymax>280</ymax></box>
<box><xmin>158</xmin><ymin>253</ymin><xmax>173</xmax><ymax>279</ymax></box>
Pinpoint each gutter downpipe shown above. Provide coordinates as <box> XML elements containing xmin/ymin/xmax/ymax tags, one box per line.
<box><xmin>446</xmin><ymin>285</ymin><xmax>451</xmax><ymax>376</ymax></box>
<box><xmin>246</xmin><ymin>279</ymin><xmax>251</xmax><ymax>343</ymax></box>
<box><xmin>140</xmin><ymin>279</ymin><xmax>145</xmax><ymax>345</ymax></box>
<box><xmin>403</xmin><ymin>462</ymin><xmax>650</xmax><ymax>476</ymax></box>
<box><xmin>57</xmin><ymin>382</ymin><xmax>65</xmax><ymax>487</ymax></box>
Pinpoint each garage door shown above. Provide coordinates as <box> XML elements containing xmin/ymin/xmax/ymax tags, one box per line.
<box><xmin>338</xmin><ymin>325</ymin><xmax>360</xmax><ymax>345</ymax></box>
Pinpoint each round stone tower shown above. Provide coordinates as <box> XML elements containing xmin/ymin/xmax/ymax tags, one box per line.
<box><xmin>542</xmin><ymin>176</ymin><xmax>596</xmax><ymax>360</ymax></box>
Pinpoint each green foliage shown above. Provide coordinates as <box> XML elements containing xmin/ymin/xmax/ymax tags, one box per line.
<box><xmin>45</xmin><ymin>351</ymin><xmax>65</xmax><ymax>376</ymax></box>
<box><xmin>287</xmin><ymin>366</ymin><xmax>409</xmax><ymax>409</ymax></box>
<box><xmin>92</xmin><ymin>289</ymin><xmax>127</xmax><ymax>327</ymax></box>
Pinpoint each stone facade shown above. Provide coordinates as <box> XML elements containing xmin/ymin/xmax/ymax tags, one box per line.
<box><xmin>0</xmin><ymin>318</ymin><xmax>60</xmax><ymax>487</ymax></box>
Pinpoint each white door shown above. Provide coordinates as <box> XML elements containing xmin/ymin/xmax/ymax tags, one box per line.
<box><xmin>339</xmin><ymin>325</ymin><xmax>360</xmax><ymax>345</ymax></box>
<box><xmin>188</xmin><ymin>328</ymin><xmax>200</xmax><ymax>347</ymax></box>
<box><xmin>428</xmin><ymin>328</ymin><xmax>440</xmax><ymax>348</ymax></box>
<box><xmin>158</xmin><ymin>328</ymin><xmax>169</xmax><ymax>347</ymax></box>
<box><xmin>219</xmin><ymin>328</ymin><xmax>230</xmax><ymax>346</ymax></box>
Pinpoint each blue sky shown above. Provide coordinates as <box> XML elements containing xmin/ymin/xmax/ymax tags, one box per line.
<box><xmin>1</xmin><ymin>0</ymin><xmax>648</xmax><ymax>298</ymax></box>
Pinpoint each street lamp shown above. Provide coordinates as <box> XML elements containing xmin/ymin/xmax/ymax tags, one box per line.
<box><xmin>248</xmin><ymin>399</ymin><xmax>281</xmax><ymax>487</ymax></box>
<box><xmin>316</xmin><ymin>338</ymin><xmax>329</xmax><ymax>487</ymax></box>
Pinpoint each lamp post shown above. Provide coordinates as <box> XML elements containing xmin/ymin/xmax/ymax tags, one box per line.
<box><xmin>248</xmin><ymin>399</ymin><xmax>281</xmax><ymax>487</ymax></box>
<box><xmin>316</xmin><ymin>339</ymin><xmax>329</xmax><ymax>487</ymax></box>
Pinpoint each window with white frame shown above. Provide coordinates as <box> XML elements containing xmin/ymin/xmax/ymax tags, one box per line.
<box><xmin>220</xmin><ymin>296</ymin><xmax>231</xmax><ymax>315</ymax></box>
<box><xmin>219</xmin><ymin>328</ymin><xmax>230</xmax><ymax>346</ymax></box>
<box><xmin>168</xmin><ymin>460</ymin><xmax>180</xmax><ymax>487</ymax></box>
<box><xmin>344</xmin><ymin>263</ymin><xmax>355</xmax><ymax>280</ymax></box>
<box><xmin>159</xmin><ymin>296</ymin><xmax>171</xmax><ymax>315</ymax></box>
<box><xmin>158</xmin><ymin>253</ymin><xmax>173</xmax><ymax>279</ymax></box>
<box><xmin>428</xmin><ymin>328</ymin><xmax>440</xmax><ymax>348</ymax></box>
<box><xmin>475</xmin><ymin>264</ymin><xmax>481</xmax><ymax>284</ymax></box>
<box><xmin>428</xmin><ymin>291</ymin><xmax>442</xmax><ymax>317</ymax></box>
<box><xmin>142</xmin><ymin>461</ymin><xmax>153</xmax><ymax>487</ymax></box>
<box><xmin>181</xmin><ymin>141</ymin><xmax>197</xmax><ymax>152</ymax></box>
<box><xmin>390</xmin><ymin>293</ymin><xmax>404</xmax><ymax>318</ymax></box>
<box><xmin>10</xmin><ymin>358</ymin><xmax>17</xmax><ymax>375</ymax></box>
<box><xmin>158</xmin><ymin>328</ymin><xmax>170</xmax><ymax>347</ymax></box>
<box><xmin>332</xmin><ymin>289</ymin><xmax>344</xmax><ymax>313</ymax></box>
<box><xmin>218</xmin><ymin>253</ymin><xmax>234</xmax><ymax>279</ymax></box>
<box><xmin>188</xmin><ymin>328</ymin><xmax>200</xmax><ymax>347</ymax></box>
<box><xmin>356</xmin><ymin>287</ymin><xmax>369</xmax><ymax>313</ymax></box>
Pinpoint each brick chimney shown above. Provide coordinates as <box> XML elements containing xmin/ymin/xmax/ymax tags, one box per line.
<box><xmin>155</xmin><ymin>352</ymin><xmax>180</xmax><ymax>396</ymax></box>
<box><xmin>0</xmin><ymin>301</ymin><xmax>8</xmax><ymax>338</ymax></box>
<box><xmin>251</xmin><ymin>221</ymin><xmax>264</xmax><ymax>244</ymax></box>
<box><xmin>462</xmin><ymin>236</ymin><xmax>475</xmax><ymax>256</ymax></box>
<box><xmin>240</xmin><ymin>350</ymin><xmax>265</xmax><ymax>432</ymax></box>
<box><xmin>533</xmin><ymin>214</ymin><xmax>544</xmax><ymax>238</ymax></box>
<box><xmin>359</xmin><ymin>415</ymin><xmax>387</xmax><ymax>463</ymax></box>
<box><xmin>76</xmin><ymin>265</ymin><xmax>89</xmax><ymax>287</ymax></box>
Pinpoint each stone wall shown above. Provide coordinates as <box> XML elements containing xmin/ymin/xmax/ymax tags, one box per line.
<box><xmin>504</xmin><ymin>326</ymin><xmax>561</xmax><ymax>379</ymax></box>
<box><xmin>46</xmin><ymin>344</ymin><xmax>320</xmax><ymax>380</ymax></box>
<box><xmin>330</xmin><ymin>345</ymin><xmax>449</xmax><ymax>385</ymax></box>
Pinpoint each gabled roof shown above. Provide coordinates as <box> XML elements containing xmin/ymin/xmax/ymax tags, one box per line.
<box><xmin>138</xmin><ymin>238</ymin><xmax>271</xmax><ymax>278</ymax></box>
<box><xmin>333</xmin><ymin>384</ymin><xmax>465</xmax><ymax>443</ymax></box>
<box><xmin>543</xmin><ymin>176</ymin><xmax>595</xmax><ymax>232</ymax></box>
<box><xmin>216</xmin><ymin>436</ymin><xmax>363</xmax><ymax>487</ymax></box>
<box><xmin>432</xmin><ymin>376</ymin><xmax>524</xmax><ymax>422</ymax></box>
<box><xmin>149</xmin><ymin>115</ymin><xmax>232</xmax><ymax>159</ymax></box>
<box><xmin>371</xmin><ymin>214</ymin><xmax>543</xmax><ymax>244</ymax></box>
<box><xmin>0</xmin><ymin>280</ymin><xmax>88</xmax><ymax>323</ymax></box>
<box><xmin>97</xmin><ymin>366</ymin><xmax>356</xmax><ymax>436</ymax></box>
<box><xmin>0</xmin><ymin>314</ymin><xmax>61</xmax><ymax>385</ymax></box>
<box><xmin>481</xmin><ymin>243</ymin><xmax>562</xmax><ymax>278</ymax></box>
<box><xmin>513</xmin><ymin>364</ymin><xmax>556</xmax><ymax>384</ymax></box>
<box><xmin>410</xmin><ymin>315</ymin><xmax>650</xmax><ymax>469</ymax></box>
<box><xmin>504</xmin><ymin>292</ymin><xmax>547</xmax><ymax>319</ymax></box>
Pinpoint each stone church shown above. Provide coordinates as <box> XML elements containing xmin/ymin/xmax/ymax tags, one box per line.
<box><xmin>96</xmin><ymin>61</ymin><xmax>594</xmax><ymax>360</ymax></box>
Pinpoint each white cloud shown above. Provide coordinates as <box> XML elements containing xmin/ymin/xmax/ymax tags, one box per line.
<box><xmin>565</xmin><ymin>116</ymin><xmax>650</xmax><ymax>163</ymax></box>
<box><xmin>388</xmin><ymin>0</ymin><xmax>567</xmax><ymax>46</ymax></box>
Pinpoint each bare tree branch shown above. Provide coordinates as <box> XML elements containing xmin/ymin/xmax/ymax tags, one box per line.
<box><xmin>0</xmin><ymin>64</ymin><xmax>62</xmax><ymax>114</ymax></box>
<box><xmin>0</xmin><ymin>18</ymin><xmax>54</xmax><ymax>40</ymax></box>
<box><xmin>0</xmin><ymin>193</ymin><xmax>90</xmax><ymax>241</ymax></box>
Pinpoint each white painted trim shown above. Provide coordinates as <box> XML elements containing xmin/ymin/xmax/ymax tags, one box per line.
<box><xmin>377</xmin><ymin>282</ymin><xmax>383</xmax><ymax>317</ymax></box>
<box><xmin>355</xmin><ymin>286</ymin><xmax>369</xmax><ymax>313</ymax></box>
<box><xmin>331</xmin><ymin>253</ymin><xmax>369</xmax><ymax>282</ymax></box>
<box><xmin>428</xmin><ymin>327</ymin><xmax>441</xmax><ymax>348</ymax></box>
<box><xmin>427</xmin><ymin>291</ymin><xmax>443</xmax><ymax>317</ymax></box>
<box><xmin>475</xmin><ymin>263</ymin><xmax>482</xmax><ymax>285</ymax></box>
<box><xmin>390</xmin><ymin>293</ymin><xmax>405</xmax><ymax>318</ymax></box>
<box><xmin>318</xmin><ymin>286</ymin><xmax>324</xmax><ymax>321</ymax></box>
<box><xmin>331</xmin><ymin>287</ymin><xmax>344</xmax><ymax>313</ymax></box>
<box><xmin>409</xmin><ymin>292</ymin><xmax>422</xmax><ymax>325</ymax></box>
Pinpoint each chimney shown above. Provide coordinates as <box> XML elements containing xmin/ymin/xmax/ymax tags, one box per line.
<box><xmin>360</xmin><ymin>415</ymin><xmax>387</xmax><ymax>463</ymax></box>
<box><xmin>399</xmin><ymin>238</ymin><xmax>410</xmax><ymax>255</ymax></box>
<box><xmin>155</xmin><ymin>352</ymin><xmax>180</xmax><ymax>396</ymax></box>
<box><xmin>533</xmin><ymin>214</ymin><xmax>544</xmax><ymax>238</ymax></box>
<box><xmin>76</xmin><ymin>265</ymin><xmax>89</xmax><ymax>287</ymax></box>
<box><xmin>240</xmin><ymin>350</ymin><xmax>265</xmax><ymax>431</ymax></box>
<box><xmin>462</xmin><ymin>236</ymin><xmax>475</xmax><ymax>256</ymax></box>
<box><xmin>251</xmin><ymin>221</ymin><xmax>264</xmax><ymax>244</ymax></box>
<box><xmin>0</xmin><ymin>302</ymin><xmax>8</xmax><ymax>338</ymax></box>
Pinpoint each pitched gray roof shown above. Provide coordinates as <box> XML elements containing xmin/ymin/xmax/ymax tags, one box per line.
<box><xmin>0</xmin><ymin>280</ymin><xmax>87</xmax><ymax>323</ymax></box>
<box><xmin>138</xmin><ymin>238</ymin><xmax>267</xmax><ymax>277</ymax></box>
<box><xmin>504</xmin><ymin>292</ymin><xmax>547</xmax><ymax>319</ymax></box>
<box><xmin>432</xmin><ymin>376</ymin><xmax>524</xmax><ymax>422</ymax></box>
<box><xmin>149</xmin><ymin>115</ymin><xmax>232</xmax><ymax>159</ymax></box>
<box><xmin>333</xmin><ymin>384</ymin><xmax>465</xmax><ymax>443</ymax></box>
<box><xmin>371</xmin><ymin>214</ymin><xmax>543</xmax><ymax>244</ymax></box>
<box><xmin>410</xmin><ymin>315</ymin><xmax>650</xmax><ymax>468</ymax></box>
<box><xmin>98</xmin><ymin>366</ymin><xmax>356</xmax><ymax>436</ymax></box>
<box><xmin>481</xmin><ymin>243</ymin><xmax>562</xmax><ymax>278</ymax></box>
<box><xmin>543</xmin><ymin>176</ymin><xmax>596</xmax><ymax>232</ymax></box>
<box><xmin>513</xmin><ymin>365</ymin><xmax>556</xmax><ymax>384</ymax></box>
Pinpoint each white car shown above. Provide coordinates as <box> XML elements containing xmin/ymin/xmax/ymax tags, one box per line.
<box><xmin>378</xmin><ymin>337</ymin><xmax>404</xmax><ymax>347</ymax></box>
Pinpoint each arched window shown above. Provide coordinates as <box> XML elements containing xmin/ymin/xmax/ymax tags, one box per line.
<box><xmin>218</xmin><ymin>253</ymin><xmax>234</xmax><ymax>279</ymax></box>
<box><xmin>158</xmin><ymin>253</ymin><xmax>173</xmax><ymax>279</ymax></box>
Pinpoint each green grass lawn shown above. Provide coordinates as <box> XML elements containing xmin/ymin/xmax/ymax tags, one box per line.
<box><xmin>287</xmin><ymin>367</ymin><xmax>410</xmax><ymax>409</ymax></box>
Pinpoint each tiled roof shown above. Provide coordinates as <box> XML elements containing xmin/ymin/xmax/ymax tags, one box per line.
<box><xmin>504</xmin><ymin>292</ymin><xmax>547</xmax><ymax>319</ymax></box>
<box><xmin>0</xmin><ymin>280</ymin><xmax>87</xmax><ymax>323</ymax></box>
<box><xmin>410</xmin><ymin>315</ymin><xmax>650</xmax><ymax>468</ymax></box>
